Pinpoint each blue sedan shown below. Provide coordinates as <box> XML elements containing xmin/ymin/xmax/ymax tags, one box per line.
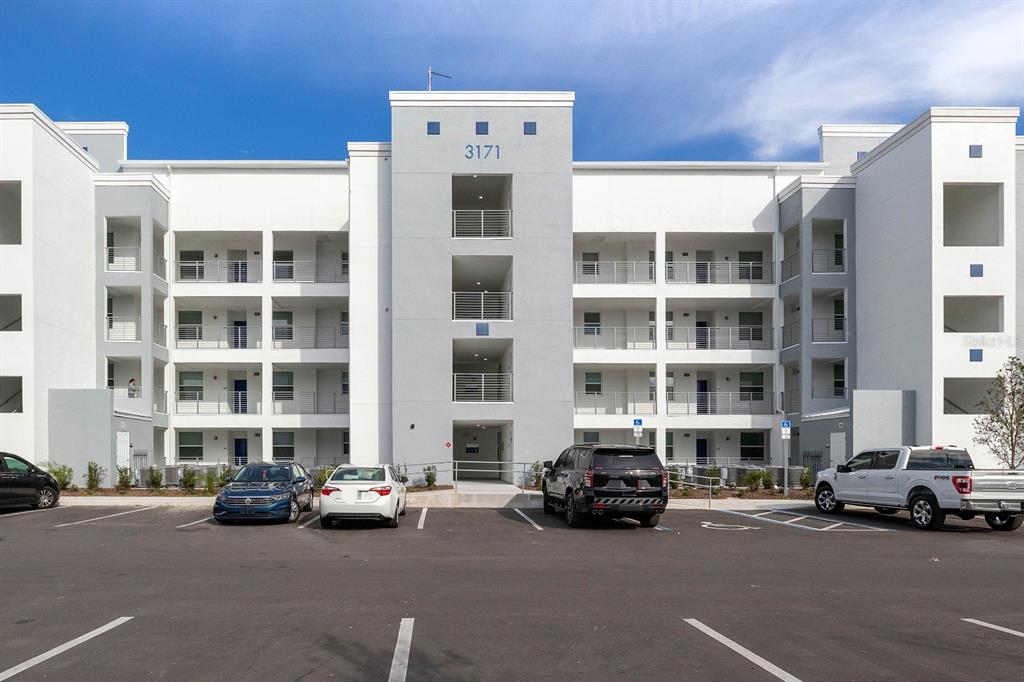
<box><xmin>213</xmin><ymin>463</ymin><xmax>315</xmax><ymax>523</ymax></box>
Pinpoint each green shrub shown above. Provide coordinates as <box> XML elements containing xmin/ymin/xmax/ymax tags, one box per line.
<box><xmin>668</xmin><ymin>466</ymin><xmax>681</xmax><ymax>490</ymax></box>
<box><xmin>314</xmin><ymin>467</ymin><xmax>332</xmax><ymax>488</ymax></box>
<box><xmin>800</xmin><ymin>467</ymin><xmax>812</xmax><ymax>488</ymax></box>
<box><xmin>115</xmin><ymin>465</ymin><xmax>133</xmax><ymax>492</ymax></box>
<box><xmin>180</xmin><ymin>465</ymin><xmax>197</xmax><ymax>492</ymax></box>
<box><xmin>218</xmin><ymin>466</ymin><xmax>235</xmax><ymax>488</ymax></box>
<box><xmin>85</xmin><ymin>461</ymin><xmax>106</xmax><ymax>491</ymax></box>
<box><xmin>203</xmin><ymin>467</ymin><xmax>217</xmax><ymax>495</ymax></box>
<box><xmin>44</xmin><ymin>462</ymin><xmax>74</xmax><ymax>490</ymax></box>
<box><xmin>761</xmin><ymin>469</ymin><xmax>775</xmax><ymax>489</ymax></box>
<box><xmin>743</xmin><ymin>470</ymin><xmax>763</xmax><ymax>490</ymax></box>
<box><xmin>531</xmin><ymin>461</ymin><xmax>544</xmax><ymax>488</ymax></box>
<box><xmin>147</xmin><ymin>468</ymin><xmax>163</xmax><ymax>490</ymax></box>
<box><xmin>423</xmin><ymin>465</ymin><xmax>437</xmax><ymax>488</ymax></box>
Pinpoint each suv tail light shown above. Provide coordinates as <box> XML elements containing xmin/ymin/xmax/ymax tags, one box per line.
<box><xmin>661</xmin><ymin>469</ymin><xmax>668</xmax><ymax>489</ymax></box>
<box><xmin>321</xmin><ymin>486</ymin><xmax>339</xmax><ymax>497</ymax></box>
<box><xmin>370</xmin><ymin>485</ymin><xmax>393</xmax><ymax>496</ymax></box>
<box><xmin>583</xmin><ymin>469</ymin><xmax>594</xmax><ymax>488</ymax></box>
<box><xmin>952</xmin><ymin>476</ymin><xmax>972</xmax><ymax>495</ymax></box>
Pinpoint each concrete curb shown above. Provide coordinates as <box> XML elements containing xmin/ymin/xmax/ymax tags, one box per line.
<box><xmin>58</xmin><ymin>495</ymin><xmax>215</xmax><ymax>507</ymax></box>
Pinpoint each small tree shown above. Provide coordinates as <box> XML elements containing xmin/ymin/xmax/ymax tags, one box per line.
<box><xmin>115</xmin><ymin>465</ymin><xmax>133</xmax><ymax>492</ymax></box>
<box><xmin>85</xmin><ymin>461</ymin><xmax>106</xmax><ymax>491</ymax></box>
<box><xmin>974</xmin><ymin>356</ymin><xmax>1024</xmax><ymax>469</ymax></box>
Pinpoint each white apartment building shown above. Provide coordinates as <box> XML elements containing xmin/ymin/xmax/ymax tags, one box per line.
<box><xmin>0</xmin><ymin>93</ymin><xmax>1019</xmax><ymax>485</ymax></box>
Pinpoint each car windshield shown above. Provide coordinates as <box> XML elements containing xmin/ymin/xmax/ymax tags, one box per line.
<box><xmin>906</xmin><ymin>450</ymin><xmax>974</xmax><ymax>470</ymax></box>
<box><xmin>233</xmin><ymin>465</ymin><xmax>291</xmax><ymax>482</ymax></box>
<box><xmin>592</xmin><ymin>450</ymin><xmax>661</xmax><ymax>470</ymax></box>
<box><xmin>331</xmin><ymin>467</ymin><xmax>386</xmax><ymax>482</ymax></box>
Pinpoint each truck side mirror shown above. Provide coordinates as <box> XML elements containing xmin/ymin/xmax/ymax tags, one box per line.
<box><xmin>836</xmin><ymin>464</ymin><xmax>850</xmax><ymax>474</ymax></box>
<box><xmin>543</xmin><ymin>460</ymin><xmax>553</xmax><ymax>470</ymax></box>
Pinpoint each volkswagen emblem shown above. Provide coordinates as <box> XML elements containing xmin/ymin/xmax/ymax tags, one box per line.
<box><xmin>245</xmin><ymin>497</ymin><xmax>253</xmax><ymax>505</ymax></box>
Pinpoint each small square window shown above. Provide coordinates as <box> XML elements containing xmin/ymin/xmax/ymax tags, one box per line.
<box><xmin>969</xmin><ymin>145</ymin><xmax>983</xmax><ymax>158</ymax></box>
<box><xmin>426</xmin><ymin>121</ymin><xmax>440</xmax><ymax>135</ymax></box>
<box><xmin>856</xmin><ymin>151</ymin><xmax>868</xmax><ymax>160</ymax></box>
<box><xmin>523</xmin><ymin>121</ymin><xmax>537</xmax><ymax>135</ymax></box>
<box><xmin>475</xmin><ymin>121</ymin><xmax>488</xmax><ymax>135</ymax></box>
<box><xmin>970</xmin><ymin>263</ymin><xmax>984</xmax><ymax>278</ymax></box>
<box><xmin>969</xmin><ymin>349</ymin><xmax>983</xmax><ymax>362</ymax></box>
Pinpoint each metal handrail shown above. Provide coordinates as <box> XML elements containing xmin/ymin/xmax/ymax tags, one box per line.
<box><xmin>105</xmin><ymin>316</ymin><xmax>140</xmax><ymax>341</ymax></box>
<box><xmin>453</xmin><ymin>373</ymin><xmax>513</xmax><ymax>402</ymax></box>
<box><xmin>175</xmin><ymin>391</ymin><xmax>262</xmax><ymax>414</ymax></box>
<box><xmin>108</xmin><ymin>386</ymin><xmax>143</xmax><ymax>399</ymax></box>
<box><xmin>573</xmin><ymin>326</ymin><xmax>655</xmax><ymax>349</ymax></box>
<box><xmin>665</xmin><ymin>261</ymin><xmax>774</xmax><ymax>284</ymax></box>
<box><xmin>811</xmin><ymin>317</ymin><xmax>847</xmax><ymax>342</ymax></box>
<box><xmin>105</xmin><ymin>246</ymin><xmax>141</xmax><ymax>272</ymax></box>
<box><xmin>451</xmin><ymin>209</ymin><xmax>512</xmax><ymax>238</ymax></box>
<box><xmin>272</xmin><ymin>391</ymin><xmax>349</xmax><ymax>414</ymax></box>
<box><xmin>574</xmin><ymin>261</ymin><xmax>654</xmax><ymax>284</ymax></box>
<box><xmin>272</xmin><ymin>260</ymin><xmax>349</xmax><ymax>283</ymax></box>
<box><xmin>153</xmin><ymin>391</ymin><xmax>168</xmax><ymax>414</ymax></box>
<box><xmin>781</xmin><ymin>252</ymin><xmax>800</xmax><ymax>281</ymax></box>
<box><xmin>665</xmin><ymin>391</ymin><xmax>772</xmax><ymax>415</ymax></box>
<box><xmin>153</xmin><ymin>252</ymin><xmax>168</xmax><ymax>280</ymax></box>
<box><xmin>175</xmin><ymin>325</ymin><xmax>262</xmax><ymax>349</ymax></box>
<box><xmin>811</xmin><ymin>248</ymin><xmax>845</xmax><ymax>273</ymax></box>
<box><xmin>667</xmin><ymin>468</ymin><xmax>723</xmax><ymax>508</ymax></box>
<box><xmin>811</xmin><ymin>387</ymin><xmax>848</xmax><ymax>399</ymax></box>
<box><xmin>452</xmin><ymin>291</ymin><xmax>512</xmax><ymax>320</ymax></box>
<box><xmin>272</xmin><ymin>326</ymin><xmax>349</xmax><ymax>349</ymax></box>
<box><xmin>780</xmin><ymin>320</ymin><xmax>800</xmax><ymax>349</ymax></box>
<box><xmin>666</xmin><ymin>326</ymin><xmax>771</xmax><ymax>350</ymax></box>
<box><xmin>400</xmin><ymin>460</ymin><xmax>544</xmax><ymax>492</ymax></box>
<box><xmin>153</xmin><ymin>323</ymin><xmax>167</xmax><ymax>348</ymax></box>
<box><xmin>176</xmin><ymin>260</ymin><xmax>263</xmax><ymax>283</ymax></box>
<box><xmin>573</xmin><ymin>391</ymin><xmax>656</xmax><ymax>415</ymax></box>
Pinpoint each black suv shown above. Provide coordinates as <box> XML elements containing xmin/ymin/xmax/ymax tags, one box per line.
<box><xmin>542</xmin><ymin>444</ymin><xmax>667</xmax><ymax>527</ymax></box>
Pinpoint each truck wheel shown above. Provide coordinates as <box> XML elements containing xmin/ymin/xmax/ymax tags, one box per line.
<box><xmin>641</xmin><ymin>514</ymin><xmax>660</xmax><ymax>528</ymax></box>
<box><xmin>909</xmin><ymin>494</ymin><xmax>945</xmax><ymax>530</ymax></box>
<box><xmin>815</xmin><ymin>484</ymin><xmax>844</xmax><ymax>514</ymax></box>
<box><xmin>565</xmin><ymin>490</ymin><xmax>584</xmax><ymax>528</ymax></box>
<box><xmin>873</xmin><ymin>507</ymin><xmax>898</xmax><ymax>515</ymax></box>
<box><xmin>984</xmin><ymin>513</ymin><xmax>1024</xmax><ymax>531</ymax></box>
<box><xmin>542</xmin><ymin>486</ymin><xmax>555</xmax><ymax>515</ymax></box>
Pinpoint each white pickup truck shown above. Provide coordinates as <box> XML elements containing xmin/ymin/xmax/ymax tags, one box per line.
<box><xmin>814</xmin><ymin>446</ymin><xmax>1024</xmax><ymax>530</ymax></box>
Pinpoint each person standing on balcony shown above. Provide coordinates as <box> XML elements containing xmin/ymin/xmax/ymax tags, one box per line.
<box><xmin>128</xmin><ymin>378</ymin><xmax>138</xmax><ymax>398</ymax></box>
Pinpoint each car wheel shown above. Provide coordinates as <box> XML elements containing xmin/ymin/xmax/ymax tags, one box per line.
<box><xmin>32</xmin><ymin>486</ymin><xmax>58</xmax><ymax>510</ymax></box>
<box><xmin>287</xmin><ymin>498</ymin><xmax>300</xmax><ymax>523</ymax></box>
<box><xmin>302</xmin><ymin>495</ymin><xmax>313</xmax><ymax>512</ymax></box>
<box><xmin>542</xmin><ymin>486</ymin><xmax>555</xmax><ymax>515</ymax></box>
<box><xmin>641</xmin><ymin>513</ymin><xmax>660</xmax><ymax>528</ymax></box>
<box><xmin>565</xmin><ymin>489</ymin><xmax>584</xmax><ymax>528</ymax></box>
<box><xmin>984</xmin><ymin>513</ymin><xmax>1024</xmax><ymax>531</ymax></box>
<box><xmin>386</xmin><ymin>512</ymin><xmax>399</xmax><ymax>528</ymax></box>
<box><xmin>320</xmin><ymin>516</ymin><xmax>332</xmax><ymax>529</ymax></box>
<box><xmin>873</xmin><ymin>507</ymin><xmax>898</xmax><ymax>515</ymax></box>
<box><xmin>216</xmin><ymin>517</ymin><xmax>232</xmax><ymax>525</ymax></box>
<box><xmin>909</xmin><ymin>494</ymin><xmax>945</xmax><ymax>530</ymax></box>
<box><xmin>815</xmin><ymin>484</ymin><xmax>844</xmax><ymax>514</ymax></box>
<box><xmin>399</xmin><ymin>499</ymin><xmax>407</xmax><ymax>516</ymax></box>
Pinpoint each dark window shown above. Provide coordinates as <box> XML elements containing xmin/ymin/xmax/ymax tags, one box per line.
<box><xmin>2</xmin><ymin>455</ymin><xmax>29</xmax><ymax>472</ymax></box>
<box><xmin>846</xmin><ymin>451</ymin><xmax>875</xmax><ymax>471</ymax></box>
<box><xmin>426</xmin><ymin>121</ymin><xmax>440</xmax><ymax>135</ymax></box>
<box><xmin>582</xmin><ymin>431</ymin><xmax>599</xmax><ymax>444</ymax></box>
<box><xmin>523</xmin><ymin>121</ymin><xmax>537</xmax><ymax>135</ymax></box>
<box><xmin>583</xmin><ymin>312</ymin><xmax>601</xmax><ymax>335</ymax></box>
<box><xmin>592</xmin><ymin>450</ymin><xmax>661</xmax><ymax>470</ymax></box>
<box><xmin>273</xmin><ymin>372</ymin><xmax>294</xmax><ymax>400</ymax></box>
<box><xmin>871</xmin><ymin>450</ymin><xmax>900</xmax><ymax>470</ymax></box>
<box><xmin>178</xmin><ymin>432</ymin><xmax>203</xmax><ymax>460</ymax></box>
<box><xmin>740</xmin><ymin>432</ymin><xmax>765</xmax><ymax>460</ymax></box>
<box><xmin>475</xmin><ymin>121</ymin><xmax>489</xmax><ymax>135</ymax></box>
<box><xmin>969</xmin><ymin>145</ymin><xmax>983</xmax><ymax>158</ymax></box>
<box><xmin>906</xmin><ymin>449</ymin><xmax>974</xmax><ymax>470</ymax></box>
<box><xmin>331</xmin><ymin>467</ymin><xmax>385</xmax><ymax>482</ymax></box>
<box><xmin>584</xmin><ymin>372</ymin><xmax>602</xmax><ymax>394</ymax></box>
<box><xmin>272</xmin><ymin>431</ymin><xmax>295</xmax><ymax>461</ymax></box>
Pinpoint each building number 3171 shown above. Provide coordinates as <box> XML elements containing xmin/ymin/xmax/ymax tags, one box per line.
<box><xmin>465</xmin><ymin>144</ymin><xmax>500</xmax><ymax>159</ymax></box>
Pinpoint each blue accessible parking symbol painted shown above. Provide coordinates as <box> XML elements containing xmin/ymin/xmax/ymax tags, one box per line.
<box><xmin>633</xmin><ymin>418</ymin><xmax>643</xmax><ymax>426</ymax></box>
<box><xmin>780</xmin><ymin>420</ymin><xmax>791</xmax><ymax>429</ymax></box>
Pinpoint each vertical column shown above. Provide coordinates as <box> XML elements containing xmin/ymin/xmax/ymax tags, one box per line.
<box><xmin>654</xmin><ymin>229</ymin><xmax>667</xmax><ymax>462</ymax></box>
<box><xmin>261</xmin><ymin>229</ymin><xmax>274</xmax><ymax>456</ymax></box>
<box><xmin>261</xmin><ymin>425</ymin><xmax>273</xmax><ymax>463</ymax></box>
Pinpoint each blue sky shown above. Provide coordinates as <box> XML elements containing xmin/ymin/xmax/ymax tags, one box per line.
<box><xmin>1</xmin><ymin>0</ymin><xmax>1021</xmax><ymax>161</ymax></box>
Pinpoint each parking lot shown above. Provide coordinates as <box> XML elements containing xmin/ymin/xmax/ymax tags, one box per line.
<box><xmin>1</xmin><ymin>502</ymin><xmax>1023</xmax><ymax>681</ymax></box>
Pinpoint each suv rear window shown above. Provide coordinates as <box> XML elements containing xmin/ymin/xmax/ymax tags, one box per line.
<box><xmin>906</xmin><ymin>450</ymin><xmax>974</xmax><ymax>470</ymax></box>
<box><xmin>592</xmin><ymin>450</ymin><xmax>661</xmax><ymax>470</ymax></box>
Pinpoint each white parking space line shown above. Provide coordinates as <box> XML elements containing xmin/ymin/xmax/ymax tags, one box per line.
<box><xmin>53</xmin><ymin>507</ymin><xmax>157</xmax><ymax>528</ymax></box>
<box><xmin>768</xmin><ymin>508</ymin><xmax>889</xmax><ymax>531</ymax></box>
<box><xmin>175</xmin><ymin>516</ymin><xmax>213</xmax><ymax>529</ymax></box>
<box><xmin>718</xmin><ymin>509</ymin><xmax>888</xmax><ymax>533</ymax></box>
<box><xmin>684</xmin><ymin>618</ymin><xmax>802</xmax><ymax>682</ymax></box>
<box><xmin>718</xmin><ymin>510</ymin><xmax>821</xmax><ymax>532</ymax></box>
<box><xmin>782</xmin><ymin>516</ymin><xmax>808</xmax><ymax>524</ymax></box>
<box><xmin>417</xmin><ymin>508</ymin><xmax>428</xmax><ymax>530</ymax></box>
<box><xmin>963</xmin><ymin>618</ymin><xmax>1024</xmax><ymax>638</ymax></box>
<box><xmin>387</xmin><ymin>617</ymin><xmax>415</xmax><ymax>682</ymax></box>
<box><xmin>0</xmin><ymin>616</ymin><xmax>133</xmax><ymax>681</ymax></box>
<box><xmin>513</xmin><ymin>508</ymin><xmax>543</xmax><ymax>530</ymax></box>
<box><xmin>0</xmin><ymin>508</ymin><xmax>62</xmax><ymax>520</ymax></box>
<box><xmin>298</xmin><ymin>514</ymin><xmax>320</xmax><ymax>529</ymax></box>
<box><xmin>655</xmin><ymin>525</ymin><xmax>672</xmax><ymax>531</ymax></box>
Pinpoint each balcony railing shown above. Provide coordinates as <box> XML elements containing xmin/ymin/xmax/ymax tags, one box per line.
<box><xmin>153</xmin><ymin>323</ymin><xmax>167</xmax><ymax>348</ymax></box>
<box><xmin>666</xmin><ymin>326</ymin><xmax>771</xmax><ymax>350</ymax></box>
<box><xmin>451</xmin><ymin>209</ymin><xmax>512</xmax><ymax>238</ymax></box>
<box><xmin>108</xmin><ymin>385</ymin><xmax>143</xmax><ymax>400</ymax></box>
<box><xmin>573</xmin><ymin>327</ymin><xmax>655</xmax><ymax>350</ymax></box>
<box><xmin>176</xmin><ymin>325</ymin><xmax>262</xmax><ymax>349</ymax></box>
<box><xmin>153</xmin><ymin>253</ymin><xmax>167</xmax><ymax>280</ymax></box>
<box><xmin>272</xmin><ymin>326</ymin><xmax>349</xmax><ymax>349</ymax></box>
<box><xmin>106</xmin><ymin>316</ymin><xmax>140</xmax><ymax>341</ymax></box>
<box><xmin>272</xmin><ymin>260</ymin><xmax>348</xmax><ymax>283</ymax></box>
<box><xmin>781</xmin><ymin>253</ymin><xmax>800</xmax><ymax>282</ymax></box>
<box><xmin>106</xmin><ymin>247</ymin><xmax>141</xmax><ymax>272</ymax></box>
<box><xmin>781</xmin><ymin>321</ymin><xmax>800</xmax><ymax>349</ymax></box>
<box><xmin>453</xmin><ymin>373</ymin><xmax>512</xmax><ymax>402</ymax></box>
<box><xmin>452</xmin><ymin>292</ymin><xmax>512</xmax><ymax>320</ymax></box>
<box><xmin>175</xmin><ymin>391</ymin><xmax>262</xmax><ymax>415</ymax></box>
<box><xmin>783</xmin><ymin>388</ymin><xmax>801</xmax><ymax>414</ymax></box>
<box><xmin>153</xmin><ymin>391</ymin><xmax>168</xmax><ymax>414</ymax></box>
<box><xmin>666</xmin><ymin>391</ymin><xmax>773</xmax><ymax>415</ymax></box>
<box><xmin>811</xmin><ymin>317</ymin><xmax>847</xmax><ymax>342</ymax></box>
<box><xmin>272</xmin><ymin>391</ymin><xmax>349</xmax><ymax>414</ymax></box>
<box><xmin>811</xmin><ymin>249</ymin><xmax>846</xmax><ymax>273</ymax></box>
<box><xmin>812</xmin><ymin>387</ymin><xmax>848</xmax><ymax>399</ymax></box>
<box><xmin>574</xmin><ymin>261</ymin><xmax>654</xmax><ymax>284</ymax></box>
<box><xmin>665</xmin><ymin>261</ymin><xmax>774</xmax><ymax>284</ymax></box>
<box><xmin>574</xmin><ymin>391</ymin><xmax>655</xmax><ymax>415</ymax></box>
<box><xmin>176</xmin><ymin>260</ymin><xmax>262</xmax><ymax>283</ymax></box>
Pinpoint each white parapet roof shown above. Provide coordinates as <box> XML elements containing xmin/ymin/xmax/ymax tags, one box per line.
<box><xmin>389</xmin><ymin>91</ymin><xmax>575</xmax><ymax>107</ymax></box>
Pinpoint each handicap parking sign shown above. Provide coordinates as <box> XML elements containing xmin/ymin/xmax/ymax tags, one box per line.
<box><xmin>780</xmin><ymin>420</ymin><xmax>791</xmax><ymax>429</ymax></box>
<box><xmin>633</xmin><ymin>418</ymin><xmax>643</xmax><ymax>426</ymax></box>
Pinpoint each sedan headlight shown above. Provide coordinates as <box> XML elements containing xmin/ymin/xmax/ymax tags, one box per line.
<box><xmin>271</xmin><ymin>493</ymin><xmax>291</xmax><ymax>502</ymax></box>
<box><xmin>216</xmin><ymin>489</ymin><xmax>229</xmax><ymax>499</ymax></box>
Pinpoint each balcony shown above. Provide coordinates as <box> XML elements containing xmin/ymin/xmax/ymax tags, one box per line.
<box><xmin>153</xmin><ymin>252</ymin><xmax>167</xmax><ymax>280</ymax></box>
<box><xmin>272</xmin><ymin>326</ymin><xmax>349</xmax><ymax>349</ymax></box>
<box><xmin>781</xmin><ymin>321</ymin><xmax>800</xmax><ymax>349</ymax></box>
<box><xmin>105</xmin><ymin>247</ymin><xmax>141</xmax><ymax>272</ymax></box>
<box><xmin>666</xmin><ymin>391</ymin><xmax>772</xmax><ymax>415</ymax></box>
<box><xmin>272</xmin><ymin>391</ymin><xmax>349</xmax><ymax>414</ymax></box>
<box><xmin>783</xmin><ymin>388</ymin><xmax>801</xmax><ymax>414</ymax></box>
<box><xmin>574</xmin><ymin>392</ymin><xmax>655</xmax><ymax>415</ymax></box>
<box><xmin>175</xmin><ymin>391</ymin><xmax>262</xmax><ymax>415</ymax></box>
<box><xmin>812</xmin><ymin>249</ymin><xmax>846</xmax><ymax>273</ymax></box>
<box><xmin>105</xmin><ymin>316</ymin><xmax>140</xmax><ymax>342</ymax></box>
<box><xmin>811</xmin><ymin>387</ymin><xmax>848</xmax><ymax>400</ymax></box>
<box><xmin>272</xmin><ymin>260</ymin><xmax>348</xmax><ymax>283</ymax></box>
<box><xmin>451</xmin><ymin>210</ymin><xmax>512</xmax><ymax>238</ymax></box>
<box><xmin>781</xmin><ymin>253</ymin><xmax>800</xmax><ymax>282</ymax></box>
<box><xmin>453</xmin><ymin>373</ymin><xmax>512</xmax><ymax>402</ymax></box>
<box><xmin>452</xmin><ymin>292</ymin><xmax>512</xmax><ymax>320</ymax></box>
<box><xmin>811</xmin><ymin>317</ymin><xmax>847</xmax><ymax>342</ymax></box>
<box><xmin>666</xmin><ymin>327</ymin><xmax>771</xmax><ymax>350</ymax></box>
<box><xmin>176</xmin><ymin>260</ymin><xmax>262</xmax><ymax>283</ymax></box>
<box><xmin>175</xmin><ymin>325</ymin><xmax>262</xmax><ymax>350</ymax></box>
<box><xmin>153</xmin><ymin>323</ymin><xmax>167</xmax><ymax>348</ymax></box>
<box><xmin>666</xmin><ymin>261</ymin><xmax>773</xmax><ymax>284</ymax></box>
<box><xmin>153</xmin><ymin>390</ymin><xmax>167</xmax><ymax>414</ymax></box>
<box><xmin>574</xmin><ymin>261</ymin><xmax>654</xmax><ymax>284</ymax></box>
<box><xmin>108</xmin><ymin>385</ymin><xmax>144</xmax><ymax>411</ymax></box>
<box><xmin>573</xmin><ymin>327</ymin><xmax>654</xmax><ymax>350</ymax></box>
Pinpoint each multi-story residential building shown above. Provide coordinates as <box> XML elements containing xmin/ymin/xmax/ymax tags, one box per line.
<box><xmin>0</xmin><ymin>94</ymin><xmax>1019</xmax><ymax>485</ymax></box>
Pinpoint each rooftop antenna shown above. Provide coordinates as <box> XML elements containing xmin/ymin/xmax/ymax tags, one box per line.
<box><xmin>427</xmin><ymin>66</ymin><xmax>452</xmax><ymax>91</ymax></box>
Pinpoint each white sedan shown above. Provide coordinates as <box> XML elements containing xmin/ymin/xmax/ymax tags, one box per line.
<box><xmin>319</xmin><ymin>464</ymin><xmax>408</xmax><ymax>529</ymax></box>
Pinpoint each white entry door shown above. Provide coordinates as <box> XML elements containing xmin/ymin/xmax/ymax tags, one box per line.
<box><xmin>829</xmin><ymin>431</ymin><xmax>847</xmax><ymax>468</ymax></box>
<box><xmin>116</xmin><ymin>431</ymin><xmax>131</xmax><ymax>469</ymax></box>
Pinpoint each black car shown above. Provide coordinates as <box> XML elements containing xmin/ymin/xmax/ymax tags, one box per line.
<box><xmin>542</xmin><ymin>444</ymin><xmax>667</xmax><ymax>527</ymax></box>
<box><xmin>213</xmin><ymin>463</ymin><xmax>315</xmax><ymax>523</ymax></box>
<box><xmin>0</xmin><ymin>453</ymin><xmax>60</xmax><ymax>510</ymax></box>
